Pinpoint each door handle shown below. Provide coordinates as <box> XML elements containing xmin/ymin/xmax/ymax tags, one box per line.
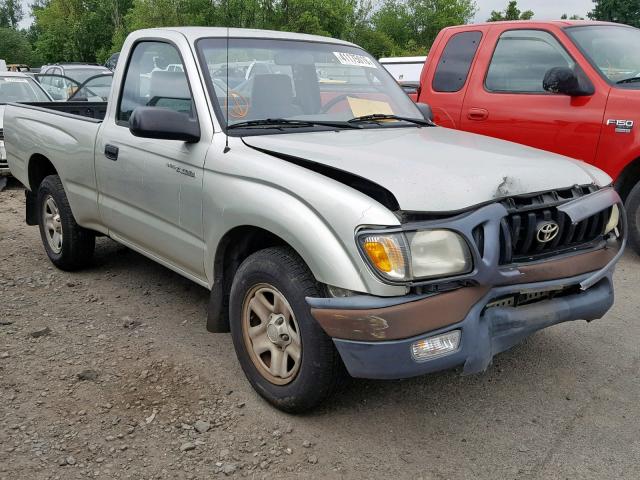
<box><xmin>467</xmin><ymin>108</ymin><xmax>489</xmax><ymax>121</ymax></box>
<box><xmin>104</xmin><ymin>144</ymin><xmax>119</xmax><ymax>161</ymax></box>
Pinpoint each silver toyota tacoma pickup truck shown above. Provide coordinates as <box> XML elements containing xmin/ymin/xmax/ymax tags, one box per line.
<box><xmin>5</xmin><ymin>27</ymin><xmax>625</xmax><ymax>412</ymax></box>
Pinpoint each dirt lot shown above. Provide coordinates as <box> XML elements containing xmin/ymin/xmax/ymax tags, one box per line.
<box><xmin>1</xmin><ymin>179</ymin><xmax>639</xmax><ymax>480</ymax></box>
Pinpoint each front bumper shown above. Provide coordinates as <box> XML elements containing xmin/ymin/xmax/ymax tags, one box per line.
<box><xmin>307</xmin><ymin>187</ymin><xmax>624</xmax><ymax>380</ymax></box>
<box><xmin>321</xmin><ymin>272</ymin><xmax>613</xmax><ymax>379</ymax></box>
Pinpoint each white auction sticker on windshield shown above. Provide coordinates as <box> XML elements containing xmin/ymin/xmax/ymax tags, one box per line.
<box><xmin>4</xmin><ymin>78</ymin><xmax>28</xmax><ymax>83</ymax></box>
<box><xmin>333</xmin><ymin>52</ymin><xmax>377</xmax><ymax>68</ymax></box>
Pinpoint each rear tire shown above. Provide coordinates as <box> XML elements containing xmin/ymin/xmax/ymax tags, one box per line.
<box><xmin>229</xmin><ymin>246</ymin><xmax>342</xmax><ymax>413</ymax></box>
<box><xmin>37</xmin><ymin>175</ymin><xmax>95</xmax><ymax>270</ymax></box>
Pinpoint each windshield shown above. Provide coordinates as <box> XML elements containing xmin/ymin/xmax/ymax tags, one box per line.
<box><xmin>0</xmin><ymin>76</ymin><xmax>50</xmax><ymax>103</ymax></box>
<box><xmin>567</xmin><ymin>25</ymin><xmax>640</xmax><ymax>85</ymax></box>
<box><xmin>65</xmin><ymin>68</ymin><xmax>111</xmax><ymax>84</ymax></box>
<box><xmin>196</xmin><ymin>38</ymin><xmax>423</xmax><ymax>132</ymax></box>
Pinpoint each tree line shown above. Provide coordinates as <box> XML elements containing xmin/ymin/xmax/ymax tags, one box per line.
<box><xmin>0</xmin><ymin>0</ymin><xmax>634</xmax><ymax>67</ymax></box>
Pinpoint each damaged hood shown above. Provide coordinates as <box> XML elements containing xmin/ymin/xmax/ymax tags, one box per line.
<box><xmin>243</xmin><ymin>127</ymin><xmax>610</xmax><ymax>212</ymax></box>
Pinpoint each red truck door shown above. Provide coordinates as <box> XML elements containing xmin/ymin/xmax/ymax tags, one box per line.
<box><xmin>459</xmin><ymin>26</ymin><xmax>607</xmax><ymax>163</ymax></box>
<box><xmin>419</xmin><ymin>27</ymin><xmax>487</xmax><ymax>129</ymax></box>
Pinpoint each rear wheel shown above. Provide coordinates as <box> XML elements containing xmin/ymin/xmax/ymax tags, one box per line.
<box><xmin>37</xmin><ymin>175</ymin><xmax>95</xmax><ymax>270</ymax></box>
<box><xmin>229</xmin><ymin>246</ymin><xmax>342</xmax><ymax>413</ymax></box>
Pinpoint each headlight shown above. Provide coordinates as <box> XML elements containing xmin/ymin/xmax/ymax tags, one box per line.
<box><xmin>604</xmin><ymin>204</ymin><xmax>620</xmax><ymax>235</ymax></box>
<box><xmin>407</xmin><ymin>230</ymin><xmax>472</xmax><ymax>279</ymax></box>
<box><xmin>359</xmin><ymin>229</ymin><xmax>472</xmax><ymax>282</ymax></box>
<box><xmin>0</xmin><ymin>140</ymin><xmax>5</xmax><ymax>160</ymax></box>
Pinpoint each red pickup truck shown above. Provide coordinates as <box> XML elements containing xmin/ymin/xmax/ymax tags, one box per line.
<box><xmin>417</xmin><ymin>21</ymin><xmax>640</xmax><ymax>252</ymax></box>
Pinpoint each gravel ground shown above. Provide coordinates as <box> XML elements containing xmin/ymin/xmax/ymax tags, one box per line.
<box><xmin>1</xmin><ymin>178</ymin><xmax>640</xmax><ymax>480</ymax></box>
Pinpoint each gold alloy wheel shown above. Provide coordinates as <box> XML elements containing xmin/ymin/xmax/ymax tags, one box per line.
<box><xmin>241</xmin><ymin>283</ymin><xmax>302</xmax><ymax>385</ymax></box>
<box><xmin>43</xmin><ymin>195</ymin><xmax>63</xmax><ymax>254</ymax></box>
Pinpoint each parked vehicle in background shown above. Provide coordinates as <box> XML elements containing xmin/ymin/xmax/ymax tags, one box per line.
<box><xmin>8</xmin><ymin>64</ymin><xmax>30</xmax><ymax>72</ymax></box>
<box><xmin>380</xmin><ymin>56</ymin><xmax>426</xmax><ymax>99</ymax></box>
<box><xmin>0</xmin><ymin>72</ymin><xmax>52</xmax><ymax>174</ymax></box>
<box><xmin>35</xmin><ymin>73</ymin><xmax>81</xmax><ymax>101</ymax></box>
<box><xmin>40</xmin><ymin>63</ymin><xmax>112</xmax><ymax>85</ymax></box>
<box><xmin>4</xmin><ymin>27</ymin><xmax>624</xmax><ymax>412</ymax></box>
<box><xmin>416</xmin><ymin>20</ymin><xmax>640</xmax><ymax>254</ymax></box>
<box><xmin>105</xmin><ymin>52</ymin><xmax>120</xmax><ymax>71</ymax></box>
<box><xmin>68</xmin><ymin>73</ymin><xmax>113</xmax><ymax>101</ymax></box>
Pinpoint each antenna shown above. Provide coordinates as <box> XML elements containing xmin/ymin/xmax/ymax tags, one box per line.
<box><xmin>223</xmin><ymin>0</ymin><xmax>230</xmax><ymax>153</ymax></box>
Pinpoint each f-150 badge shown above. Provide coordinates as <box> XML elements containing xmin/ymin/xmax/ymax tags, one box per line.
<box><xmin>606</xmin><ymin>119</ymin><xmax>634</xmax><ymax>133</ymax></box>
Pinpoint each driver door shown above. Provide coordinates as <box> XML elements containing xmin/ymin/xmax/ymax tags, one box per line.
<box><xmin>95</xmin><ymin>39</ymin><xmax>211</xmax><ymax>281</ymax></box>
<box><xmin>460</xmin><ymin>28</ymin><xmax>606</xmax><ymax>163</ymax></box>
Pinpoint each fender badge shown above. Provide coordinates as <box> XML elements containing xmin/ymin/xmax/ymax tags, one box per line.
<box><xmin>167</xmin><ymin>162</ymin><xmax>195</xmax><ymax>178</ymax></box>
<box><xmin>606</xmin><ymin>119</ymin><xmax>633</xmax><ymax>133</ymax></box>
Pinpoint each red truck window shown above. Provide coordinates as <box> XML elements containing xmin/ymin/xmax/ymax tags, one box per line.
<box><xmin>432</xmin><ymin>31</ymin><xmax>482</xmax><ymax>93</ymax></box>
<box><xmin>485</xmin><ymin>30</ymin><xmax>575</xmax><ymax>93</ymax></box>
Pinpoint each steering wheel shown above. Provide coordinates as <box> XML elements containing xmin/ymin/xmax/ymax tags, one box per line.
<box><xmin>320</xmin><ymin>94</ymin><xmax>361</xmax><ymax>113</ymax></box>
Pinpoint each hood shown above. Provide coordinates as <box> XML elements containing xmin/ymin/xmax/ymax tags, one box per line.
<box><xmin>243</xmin><ymin>127</ymin><xmax>610</xmax><ymax>212</ymax></box>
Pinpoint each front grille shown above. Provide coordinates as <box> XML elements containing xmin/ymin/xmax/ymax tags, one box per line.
<box><xmin>500</xmin><ymin>186</ymin><xmax>610</xmax><ymax>264</ymax></box>
<box><xmin>0</xmin><ymin>128</ymin><xmax>4</xmax><ymax>140</ymax></box>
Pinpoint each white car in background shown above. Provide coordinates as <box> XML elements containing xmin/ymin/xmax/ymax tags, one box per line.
<box><xmin>0</xmin><ymin>71</ymin><xmax>52</xmax><ymax>175</ymax></box>
<box><xmin>379</xmin><ymin>56</ymin><xmax>427</xmax><ymax>97</ymax></box>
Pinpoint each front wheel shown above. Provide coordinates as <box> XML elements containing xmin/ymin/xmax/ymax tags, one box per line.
<box><xmin>229</xmin><ymin>247</ymin><xmax>342</xmax><ymax>413</ymax></box>
<box><xmin>37</xmin><ymin>175</ymin><xmax>95</xmax><ymax>270</ymax></box>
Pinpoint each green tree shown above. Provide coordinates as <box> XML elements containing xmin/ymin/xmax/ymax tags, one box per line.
<box><xmin>0</xmin><ymin>0</ymin><xmax>23</xmax><ymax>29</ymax></box>
<box><xmin>561</xmin><ymin>13</ymin><xmax>585</xmax><ymax>20</ymax></box>
<box><xmin>488</xmin><ymin>1</ymin><xmax>534</xmax><ymax>21</ymax></box>
<box><xmin>588</xmin><ymin>0</ymin><xmax>640</xmax><ymax>27</ymax></box>
<box><xmin>373</xmin><ymin>0</ymin><xmax>476</xmax><ymax>54</ymax></box>
<box><xmin>0</xmin><ymin>27</ymin><xmax>33</xmax><ymax>63</ymax></box>
<box><xmin>32</xmin><ymin>0</ymin><xmax>132</xmax><ymax>63</ymax></box>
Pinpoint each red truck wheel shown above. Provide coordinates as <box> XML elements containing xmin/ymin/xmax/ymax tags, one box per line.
<box><xmin>625</xmin><ymin>182</ymin><xmax>640</xmax><ymax>255</ymax></box>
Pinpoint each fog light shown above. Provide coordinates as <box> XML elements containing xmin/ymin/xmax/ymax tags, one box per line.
<box><xmin>411</xmin><ymin>330</ymin><xmax>461</xmax><ymax>362</ymax></box>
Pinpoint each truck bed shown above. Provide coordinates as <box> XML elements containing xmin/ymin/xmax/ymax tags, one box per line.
<box><xmin>11</xmin><ymin>101</ymin><xmax>107</xmax><ymax>122</ymax></box>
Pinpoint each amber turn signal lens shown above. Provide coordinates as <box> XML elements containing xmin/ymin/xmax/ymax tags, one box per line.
<box><xmin>361</xmin><ymin>234</ymin><xmax>408</xmax><ymax>280</ymax></box>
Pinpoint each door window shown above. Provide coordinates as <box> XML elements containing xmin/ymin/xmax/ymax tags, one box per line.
<box><xmin>117</xmin><ymin>41</ymin><xmax>194</xmax><ymax>124</ymax></box>
<box><xmin>432</xmin><ymin>31</ymin><xmax>482</xmax><ymax>92</ymax></box>
<box><xmin>485</xmin><ymin>30</ymin><xmax>575</xmax><ymax>93</ymax></box>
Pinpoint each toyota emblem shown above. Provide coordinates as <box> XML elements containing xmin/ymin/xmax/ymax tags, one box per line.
<box><xmin>536</xmin><ymin>222</ymin><xmax>559</xmax><ymax>243</ymax></box>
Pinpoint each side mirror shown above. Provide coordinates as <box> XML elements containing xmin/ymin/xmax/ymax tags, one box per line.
<box><xmin>543</xmin><ymin>67</ymin><xmax>594</xmax><ymax>96</ymax></box>
<box><xmin>415</xmin><ymin>102</ymin><xmax>433</xmax><ymax>122</ymax></box>
<box><xmin>399</xmin><ymin>81</ymin><xmax>419</xmax><ymax>96</ymax></box>
<box><xmin>129</xmin><ymin>107</ymin><xmax>200</xmax><ymax>143</ymax></box>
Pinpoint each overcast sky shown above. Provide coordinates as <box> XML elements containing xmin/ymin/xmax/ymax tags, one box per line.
<box><xmin>473</xmin><ymin>0</ymin><xmax>595</xmax><ymax>22</ymax></box>
<box><xmin>18</xmin><ymin>0</ymin><xmax>597</xmax><ymax>29</ymax></box>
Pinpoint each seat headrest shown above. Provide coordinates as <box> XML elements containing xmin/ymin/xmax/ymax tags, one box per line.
<box><xmin>149</xmin><ymin>70</ymin><xmax>190</xmax><ymax>99</ymax></box>
<box><xmin>250</xmin><ymin>74</ymin><xmax>296</xmax><ymax>118</ymax></box>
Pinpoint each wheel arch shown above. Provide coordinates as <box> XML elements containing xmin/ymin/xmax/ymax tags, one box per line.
<box><xmin>614</xmin><ymin>155</ymin><xmax>640</xmax><ymax>202</ymax></box>
<box><xmin>206</xmin><ymin>225</ymin><xmax>302</xmax><ymax>333</ymax></box>
<box><xmin>25</xmin><ymin>154</ymin><xmax>58</xmax><ymax>225</ymax></box>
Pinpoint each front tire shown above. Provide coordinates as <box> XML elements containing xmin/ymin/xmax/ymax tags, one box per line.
<box><xmin>37</xmin><ymin>175</ymin><xmax>95</xmax><ymax>270</ymax></box>
<box><xmin>229</xmin><ymin>247</ymin><xmax>342</xmax><ymax>413</ymax></box>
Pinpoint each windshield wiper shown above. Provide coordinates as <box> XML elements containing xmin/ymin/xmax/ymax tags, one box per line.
<box><xmin>616</xmin><ymin>76</ymin><xmax>640</xmax><ymax>84</ymax></box>
<box><xmin>347</xmin><ymin>113</ymin><xmax>433</xmax><ymax>126</ymax></box>
<box><xmin>226</xmin><ymin>118</ymin><xmax>359</xmax><ymax>130</ymax></box>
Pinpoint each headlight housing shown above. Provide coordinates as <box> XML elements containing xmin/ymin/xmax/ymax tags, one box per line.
<box><xmin>358</xmin><ymin>229</ymin><xmax>472</xmax><ymax>283</ymax></box>
<box><xmin>0</xmin><ymin>140</ymin><xmax>5</xmax><ymax>160</ymax></box>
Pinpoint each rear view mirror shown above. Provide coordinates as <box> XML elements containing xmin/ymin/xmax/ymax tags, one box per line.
<box><xmin>129</xmin><ymin>107</ymin><xmax>200</xmax><ymax>143</ymax></box>
<box><xmin>543</xmin><ymin>67</ymin><xmax>594</xmax><ymax>96</ymax></box>
<box><xmin>415</xmin><ymin>102</ymin><xmax>433</xmax><ymax>122</ymax></box>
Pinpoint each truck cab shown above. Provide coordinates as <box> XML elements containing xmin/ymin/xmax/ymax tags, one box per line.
<box><xmin>418</xmin><ymin>21</ymin><xmax>640</xmax><ymax>253</ymax></box>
